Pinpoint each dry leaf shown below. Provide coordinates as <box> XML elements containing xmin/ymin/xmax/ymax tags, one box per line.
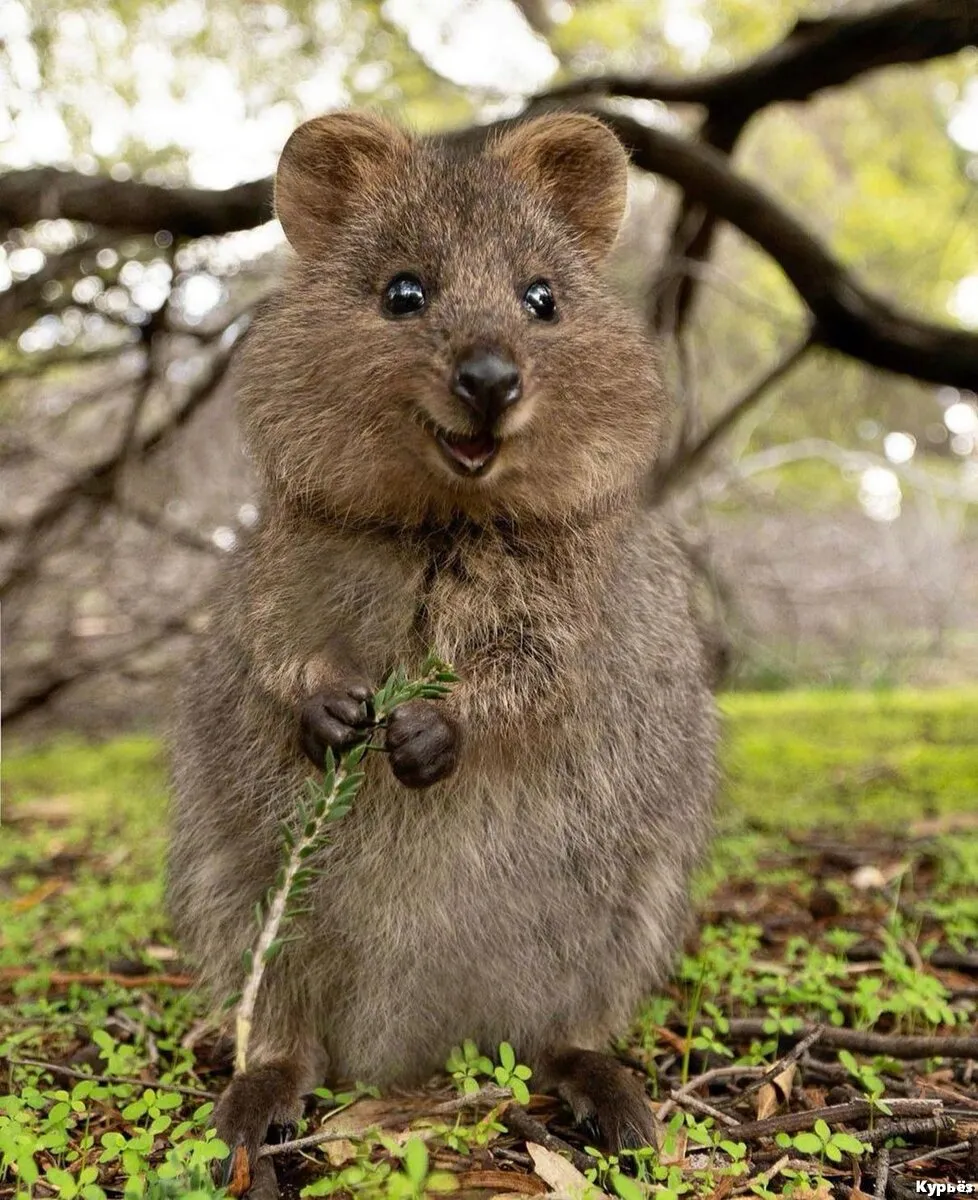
<box><xmin>706</xmin><ymin>1178</ymin><xmax>735</xmax><ymax>1200</ymax></box>
<box><xmin>652</xmin><ymin>1025</ymin><xmax>689</xmax><ymax>1054</ymax></box>
<box><xmin>322</xmin><ymin>1136</ymin><xmax>358</xmax><ymax>1166</ymax></box>
<box><xmin>790</xmin><ymin>1181</ymin><xmax>833</xmax><ymax>1200</ymax></box>
<box><xmin>756</xmin><ymin>1063</ymin><xmax>796</xmax><ymax>1120</ymax></box>
<box><xmin>227</xmin><ymin>1143</ymin><xmax>251</xmax><ymax>1197</ymax></box>
<box><xmin>850</xmin><ymin>865</ymin><xmax>886</xmax><ymax>890</ymax></box>
<box><xmin>525</xmin><ymin>1143</ymin><xmax>592</xmax><ymax>1198</ymax></box>
<box><xmin>13</xmin><ymin>879</ymin><xmax>65</xmax><ymax>912</ymax></box>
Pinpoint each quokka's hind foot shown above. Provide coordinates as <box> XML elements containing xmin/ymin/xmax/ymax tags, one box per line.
<box><xmin>212</xmin><ymin>1060</ymin><xmax>304</xmax><ymax>1197</ymax></box>
<box><xmin>543</xmin><ymin>1047</ymin><xmax>656</xmax><ymax>1151</ymax></box>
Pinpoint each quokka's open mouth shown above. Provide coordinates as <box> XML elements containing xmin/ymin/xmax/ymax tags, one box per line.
<box><xmin>433</xmin><ymin>427</ymin><xmax>499</xmax><ymax>476</ymax></box>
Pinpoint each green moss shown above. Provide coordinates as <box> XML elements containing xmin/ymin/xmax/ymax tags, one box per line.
<box><xmin>720</xmin><ymin>687</ymin><xmax>978</xmax><ymax>829</ymax></box>
<box><xmin>1</xmin><ymin>737</ymin><xmax>170</xmax><ymax>973</ymax></box>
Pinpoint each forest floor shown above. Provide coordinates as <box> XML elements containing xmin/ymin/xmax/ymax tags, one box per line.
<box><xmin>1</xmin><ymin>690</ymin><xmax>977</xmax><ymax>1200</ymax></box>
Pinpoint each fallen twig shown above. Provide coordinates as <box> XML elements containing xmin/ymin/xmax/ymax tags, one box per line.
<box><xmin>729</xmin><ymin>1098</ymin><xmax>944</xmax><ymax>1143</ymax></box>
<box><xmin>899</xmin><ymin>1140</ymin><xmax>973</xmax><ymax>1169</ymax></box>
<box><xmin>10</xmin><ymin>1056</ymin><xmax>213</xmax><ymax>1098</ymax></box>
<box><xmin>917</xmin><ymin>1082</ymin><xmax>978</xmax><ymax>1113</ymax></box>
<box><xmin>732</xmin><ymin>1025</ymin><xmax>825</xmax><ymax>1107</ymax></box>
<box><xmin>0</xmin><ymin>967</ymin><xmax>194</xmax><ymax>989</ymax></box>
<box><xmin>873</xmin><ymin>1146</ymin><xmax>889</xmax><ymax>1200</ymax></box>
<box><xmin>430</xmin><ymin>1084</ymin><xmax>512</xmax><ymax>1114</ymax></box>
<box><xmin>863</xmin><ymin>1115</ymin><xmax>953</xmax><ymax>1146</ymax></box>
<box><xmin>668</xmin><ymin>1090</ymin><xmax>740</xmax><ymax>1127</ymax></box>
<box><xmin>657</xmin><ymin>1063</ymin><xmax>765</xmax><ymax>1123</ymax></box>
<box><xmin>258</xmin><ymin>1126</ymin><xmax>388</xmax><ymax>1159</ymax></box>
<box><xmin>731</xmin><ymin>1154</ymin><xmax>790</xmax><ymax>1195</ymax></box>
<box><xmin>706</xmin><ymin>1020</ymin><xmax>978</xmax><ymax>1060</ymax></box>
<box><xmin>502</xmin><ymin>1105</ymin><xmax>595</xmax><ymax>1175</ymax></box>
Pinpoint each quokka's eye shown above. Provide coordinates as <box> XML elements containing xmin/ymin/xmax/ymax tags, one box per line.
<box><xmin>383</xmin><ymin>273</ymin><xmax>426</xmax><ymax>317</ymax></box>
<box><xmin>522</xmin><ymin>279</ymin><xmax>557</xmax><ymax>321</ymax></box>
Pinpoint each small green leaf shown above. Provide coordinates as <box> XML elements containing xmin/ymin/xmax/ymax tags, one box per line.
<box><xmin>346</xmin><ymin>742</ymin><xmax>368</xmax><ymax>767</ymax></box>
<box><xmin>611</xmin><ymin>1172</ymin><xmax>645</xmax><ymax>1200</ymax></box>
<box><xmin>402</xmin><ymin>1137</ymin><xmax>428</xmax><ymax>1185</ymax></box>
<box><xmin>793</xmin><ymin>1132</ymin><xmax>823</xmax><ymax>1155</ymax></box>
<box><xmin>832</xmin><ymin>1133</ymin><xmax>868</xmax><ymax>1155</ymax></box>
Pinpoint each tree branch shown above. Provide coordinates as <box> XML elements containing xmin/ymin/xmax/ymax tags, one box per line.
<box><xmin>600</xmin><ymin>111</ymin><xmax>978</xmax><ymax>390</ymax></box>
<box><xmin>648</xmin><ymin>111</ymin><xmax>750</xmax><ymax>334</ymax></box>
<box><xmin>648</xmin><ymin>328</ymin><xmax>816</xmax><ymax>504</ymax></box>
<box><xmin>2</xmin><ymin>1</ymin><xmax>977</xmax><ymax>395</ymax></box>
<box><xmin>0</xmin><ymin>169</ymin><xmax>273</xmax><ymax>238</ymax></box>
<box><xmin>535</xmin><ymin>0</ymin><xmax>978</xmax><ymax>336</ymax></box>
<box><xmin>537</xmin><ymin>0</ymin><xmax>977</xmax><ymax>115</ymax></box>
<box><xmin>0</xmin><ymin>313</ymin><xmax>248</xmax><ymax>598</ymax></box>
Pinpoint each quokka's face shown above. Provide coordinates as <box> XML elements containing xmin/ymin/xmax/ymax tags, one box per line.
<box><xmin>241</xmin><ymin>112</ymin><xmax>665</xmax><ymax>524</ymax></box>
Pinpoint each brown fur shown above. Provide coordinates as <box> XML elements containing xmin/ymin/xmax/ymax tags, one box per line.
<box><xmin>167</xmin><ymin>111</ymin><xmax>717</xmax><ymax>1184</ymax></box>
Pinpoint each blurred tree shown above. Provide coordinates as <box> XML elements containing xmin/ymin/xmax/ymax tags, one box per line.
<box><xmin>1</xmin><ymin>0</ymin><xmax>977</xmax><ymax>725</ymax></box>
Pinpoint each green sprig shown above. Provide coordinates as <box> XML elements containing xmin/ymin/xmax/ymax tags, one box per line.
<box><xmin>234</xmin><ymin>656</ymin><xmax>458</xmax><ymax>1073</ymax></box>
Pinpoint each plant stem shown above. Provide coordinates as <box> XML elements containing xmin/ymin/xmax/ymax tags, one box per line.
<box><xmin>234</xmin><ymin>757</ymin><xmax>356</xmax><ymax>1073</ymax></box>
<box><xmin>233</xmin><ymin>656</ymin><xmax>456</xmax><ymax>1075</ymax></box>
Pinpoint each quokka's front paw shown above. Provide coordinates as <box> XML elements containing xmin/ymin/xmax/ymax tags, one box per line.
<box><xmin>386</xmin><ymin>700</ymin><xmax>461</xmax><ymax>788</ymax></box>
<box><xmin>299</xmin><ymin>679</ymin><xmax>373</xmax><ymax>766</ymax></box>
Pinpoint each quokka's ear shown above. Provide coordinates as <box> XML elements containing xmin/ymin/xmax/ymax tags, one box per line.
<box><xmin>491</xmin><ymin>113</ymin><xmax>629</xmax><ymax>260</ymax></box>
<box><xmin>275</xmin><ymin>111</ymin><xmax>412</xmax><ymax>256</ymax></box>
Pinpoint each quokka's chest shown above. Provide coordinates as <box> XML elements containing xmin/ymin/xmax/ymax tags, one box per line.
<box><xmin>406</xmin><ymin>536</ymin><xmax>598</xmax><ymax>695</ymax></box>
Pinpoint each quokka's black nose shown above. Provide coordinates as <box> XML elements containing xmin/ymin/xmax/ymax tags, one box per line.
<box><xmin>451</xmin><ymin>348</ymin><xmax>522</xmax><ymax>422</ymax></box>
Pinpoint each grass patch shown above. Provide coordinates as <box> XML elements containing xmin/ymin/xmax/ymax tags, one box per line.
<box><xmin>1</xmin><ymin>692</ymin><xmax>976</xmax><ymax>1199</ymax></box>
<box><xmin>721</xmin><ymin>687</ymin><xmax>978</xmax><ymax>828</ymax></box>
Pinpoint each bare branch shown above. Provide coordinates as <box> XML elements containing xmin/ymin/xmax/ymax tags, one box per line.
<box><xmin>648</xmin><ymin>111</ymin><xmax>749</xmax><ymax>334</ymax></box>
<box><xmin>730</xmin><ymin>1098</ymin><xmax>945</xmax><ymax>1144</ymax></box>
<box><xmin>534</xmin><ymin>0</ymin><xmax>978</xmax><ymax>336</ymax></box>
<box><xmin>139</xmin><ymin>311</ymin><xmax>250</xmax><ymax>455</ymax></box>
<box><xmin>114</xmin><ymin>495</ymin><xmax>222</xmax><ymax>554</ymax></box>
<box><xmin>695</xmin><ymin>436</ymin><xmax>978</xmax><ymax>507</ymax></box>
<box><xmin>537</xmin><ymin>0</ymin><xmax>977</xmax><ymax>115</ymax></box>
<box><xmin>648</xmin><ymin>328</ymin><xmax>816</xmax><ymax>504</ymax></box>
<box><xmin>0</xmin><ymin>313</ymin><xmax>249</xmax><ymax>598</ymax></box>
<box><xmin>1</xmin><ymin>2</ymin><xmax>976</xmax><ymax>396</ymax></box>
<box><xmin>0</xmin><ymin>168</ymin><xmax>273</xmax><ymax>238</ymax></box>
<box><xmin>600</xmin><ymin>111</ymin><xmax>978</xmax><ymax>390</ymax></box>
